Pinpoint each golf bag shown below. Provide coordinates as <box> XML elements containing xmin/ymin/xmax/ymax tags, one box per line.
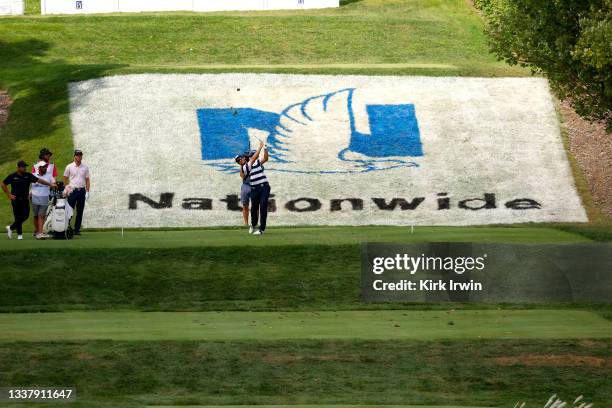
<box><xmin>43</xmin><ymin>182</ymin><xmax>74</xmax><ymax>240</ymax></box>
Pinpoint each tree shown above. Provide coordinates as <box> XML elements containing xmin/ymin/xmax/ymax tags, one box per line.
<box><xmin>476</xmin><ymin>0</ymin><xmax>611</xmax><ymax>131</ymax></box>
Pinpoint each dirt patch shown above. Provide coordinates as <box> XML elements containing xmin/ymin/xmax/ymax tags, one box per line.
<box><xmin>579</xmin><ymin>340</ymin><xmax>599</xmax><ymax>348</ymax></box>
<box><xmin>239</xmin><ymin>351</ymin><xmax>304</xmax><ymax>364</ymax></box>
<box><xmin>239</xmin><ymin>352</ymin><xmax>362</xmax><ymax>364</ymax></box>
<box><xmin>560</xmin><ymin>100</ymin><xmax>612</xmax><ymax>219</ymax></box>
<box><xmin>489</xmin><ymin>354</ymin><xmax>611</xmax><ymax>367</ymax></box>
<box><xmin>262</xmin><ymin>354</ymin><xmax>363</xmax><ymax>364</ymax></box>
<box><xmin>0</xmin><ymin>90</ymin><xmax>12</xmax><ymax>127</ymax></box>
<box><xmin>75</xmin><ymin>352</ymin><xmax>97</xmax><ymax>361</ymax></box>
<box><xmin>261</xmin><ymin>354</ymin><xmax>305</xmax><ymax>364</ymax></box>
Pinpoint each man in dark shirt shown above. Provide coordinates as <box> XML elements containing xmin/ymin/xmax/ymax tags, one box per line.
<box><xmin>2</xmin><ymin>160</ymin><xmax>52</xmax><ymax>240</ymax></box>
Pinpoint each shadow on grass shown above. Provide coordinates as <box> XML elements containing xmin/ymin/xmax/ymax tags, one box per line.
<box><xmin>340</xmin><ymin>0</ymin><xmax>363</xmax><ymax>6</ymax></box>
<box><xmin>0</xmin><ymin>39</ymin><xmax>125</xmax><ymax>166</ymax></box>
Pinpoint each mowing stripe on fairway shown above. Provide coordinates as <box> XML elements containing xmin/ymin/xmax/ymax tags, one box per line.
<box><xmin>0</xmin><ymin>227</ymin><xmax>590</xmax><ymax>251</ymax></box>
<box><xmin>1</xmin><ymin>310</ymin><xmax>610</xmax><ymax>342</ymax></box>
<box><xmin>148</xmin><ymin>405</ymin><xmax>483</xmax><ymax>408</ymax></box>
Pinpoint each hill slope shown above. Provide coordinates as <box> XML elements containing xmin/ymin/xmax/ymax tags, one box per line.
<box><xmin>0</xmin><ymin>1</ymin><xmax>525</xmax><ymax>227</ymax></box>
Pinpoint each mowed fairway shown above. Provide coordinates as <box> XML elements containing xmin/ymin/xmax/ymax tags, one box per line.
<box><xmin>1</xmin><ymin>310</ymin><xmax>611</xmax><ymax>342</ymax></box>
<box><xmin>0</xmin><ymin>226</ymin><xmax>592</xmax><ymax>250</ymax></box>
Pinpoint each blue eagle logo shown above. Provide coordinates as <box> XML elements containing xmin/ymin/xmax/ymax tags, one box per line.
<box><xmin>197</xmin><ymin>88</ymin><xmax>423</xmax><ymax>174</ymax></box>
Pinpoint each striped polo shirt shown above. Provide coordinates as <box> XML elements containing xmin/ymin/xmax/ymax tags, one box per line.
<box><xmin>247</xmin><ymin>159</ymin><xmax>268</xmax><ymax>186</ymax></box>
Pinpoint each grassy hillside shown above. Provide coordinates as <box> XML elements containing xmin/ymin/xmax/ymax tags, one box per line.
<box><xmin>0</xmin><ymin>0</ymin><xmax>528</xmax><ymax>225</ymax></box>
<box><xmin>5</xmin><ymin>0</ymin><xmax>520</xmax><ymax>73</ymax></box>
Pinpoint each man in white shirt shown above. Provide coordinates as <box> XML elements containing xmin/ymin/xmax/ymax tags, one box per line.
<box><xmin>31</xmin><ymin>161</ymin><xmax>56</xmax><ymax>239</ymax></box>
<box><xmin>63</xmin><ymin>149</ymin><xmax>90</xmax><ymax>236</ymax></box>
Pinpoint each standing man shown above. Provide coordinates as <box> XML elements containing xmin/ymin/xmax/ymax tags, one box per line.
<box><xmin>2</xmin><ymin>160</ymin><xmax>52</xmax><ymax>240</ymax></box>
<box><xmin>247</xmin><ymin>141</ymin><xmax>271</xmax><ymax>236</ymax></box>
<box><xmin>31</xmin><ymin>161</ymin><xmax>56</xmax><ymax>239</ymax></box>
<box><xmin>63</xmin><ymin>149</ymin><xmax>90</xmax><ymax>236</ymax></box>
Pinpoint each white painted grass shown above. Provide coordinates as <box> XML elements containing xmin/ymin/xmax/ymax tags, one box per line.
<box><xmin>68</xmin><ymin>74</ymin><xmax>587</xmax><ymax>228</ymax></box>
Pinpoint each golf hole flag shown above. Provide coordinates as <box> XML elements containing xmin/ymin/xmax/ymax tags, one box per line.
<box><xmin>69</xmin><ymin>74</ymin><xmax>587</xmax><ymax>228</ymax></box>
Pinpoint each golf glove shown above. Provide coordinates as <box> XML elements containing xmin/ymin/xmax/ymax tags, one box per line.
<box><xmin>85</xmin><ymin>192</ymin><xmax>90</xmax><ymax>201</ymax></box>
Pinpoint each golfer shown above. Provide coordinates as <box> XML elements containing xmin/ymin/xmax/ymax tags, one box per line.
<box><xmin>2</xmin><ymin>160</ymin><xmax>53</xmax><ymax>240</ymax></box>
<box><xmin>31</xmin><ymin>161</ymin><xmax>56</xmax><ymax>239</ymax></box>
<box><xmin>246</xmin><ymin>141</ymin><xmax>270</xmax><ymax>235</ymax></box>
<box><xmin>63</xmin><ymin>149</ymin><xmax>90</xmax><ymax>236</ymax></box>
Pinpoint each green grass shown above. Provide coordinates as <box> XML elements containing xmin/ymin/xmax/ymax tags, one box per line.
<box><xmin>1</xmin><ymin>3</ymin><xmax>610</xmax><ymax>407</ymax></box>
<box><xmin>0</xmin><ymin>226</ymin><xmax>592</xmax><ymax>250</ymax></box>
<box><xmin>555</xmin><ymin>224</ymin><xmax>612</xmax><ymax>242</ymax></box>
<box><xmin>24</xmin><ymin>0</ymin><xmax>40</xmax><ymax>15</ymax></box>
<box><xmin>0</xmin><ymin>227</ymin><xmax>603</xmax><ymax>313</ymax></box>
<box><xmin>1</xmin><ymin>339</ymin><xmax>610</xmax><ymax>407</ymax></box>
<box><xmin>1</xmin><ymin>310</ymin><xmax>611</xmax><ymax>342</ymax></box>
<box><xmin>5</xmin><ymin>0</ymin><xmax>520</xmax><ymax>72</ymax></box>
<box><xmin>148</xmin><ymin>406</ymin><xmax>483</xmax><ymax>408</ymax></box>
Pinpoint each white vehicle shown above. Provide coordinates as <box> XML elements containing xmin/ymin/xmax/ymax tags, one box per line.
<box><xmin>43</xmin><ymin>182</ymin><xmax>74</xmax><ymax>240</ymax></box>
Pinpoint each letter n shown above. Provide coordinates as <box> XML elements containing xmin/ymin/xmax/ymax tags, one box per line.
<box><xmin>129</xmin><ymin>193</ymin><xmax>174</xmax><ymax>209</ymax></box>
<box><xmin>330</xmin><ymin>198</ymin><xmax>364</xmax><ymax>211</ymax></box>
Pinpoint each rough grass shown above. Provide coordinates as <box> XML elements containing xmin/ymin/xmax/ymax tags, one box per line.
<box><xmin>1</xmin><ymin>339</ymin><xmax>610</xmax><ymax>407</ymax></box>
